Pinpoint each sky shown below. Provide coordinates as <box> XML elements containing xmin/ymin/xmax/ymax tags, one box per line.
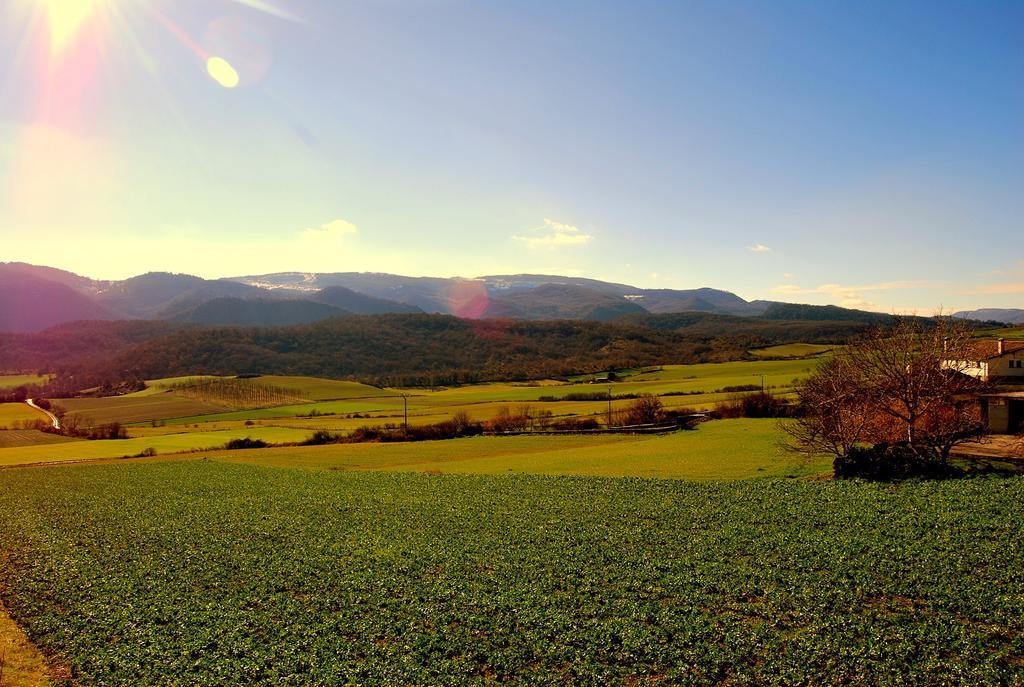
<box><xmin>0</xmin><ymin>0</ymin><xmax>1022</xmax><ymax>313</ymax></box>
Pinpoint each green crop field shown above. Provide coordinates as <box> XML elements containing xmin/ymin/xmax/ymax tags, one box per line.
<box><xmin>749</xmin><ymin>343</ymin><xmax>835</xmax><ymax>358</ymax></box>
<box><xmin>0</xmin><ymin>402</ymin><xmax>46</xmax><ymax>429</ymax></box>
<box><xmin>0</xmin><ymin>426</ymin><xmax>314</xmax><ymax>467</ymax></box>
<box><xmin>0</xmin><ymin>374</ymin><xmax>51</xmax><ymax>390</ymax></box>
<box><xmin>135</xmin><ymin>375</ymin><xmax>391</xmax><ymax>401</ymax></box>
<box><xmin>213</xmin><ymin>419</ymin><xmax>827</xmax><ymax>480</ymax></box>
<box><xmin>0</xmin><ymin>462</ymin><xmax>1021</xmax><ymax>686</ymax></box>
<box><xmin>161</xmin><ymin>397</ymin><xmax>410</xmax><ymax>425</ymax></box>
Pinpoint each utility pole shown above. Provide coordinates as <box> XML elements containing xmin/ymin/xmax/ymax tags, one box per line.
<box><xmin>607</xmin><ymin>386</ymin><xmax>613</xmax><ymax>427</ymax></box>
<box><xmin>753</xmin><ymin>374</ymin><xmax>765</xmax><ymax>393</ymax></box>
<box><xmin>402</xmin><ymin>394</ymin><xmax>409</xmax><ymax>434</ymax></box>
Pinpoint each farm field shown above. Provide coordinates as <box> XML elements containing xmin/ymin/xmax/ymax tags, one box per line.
<box><xmin>976</xmin><ymin>326</ymin><xmax>1024</xmax><ymax>340</ymax></box>
<box><xmin>0</xmin><ymin>419</ymin><xmax>823</xmax><ymax>479</ymax></box>
<box><xmin>0</xmin><ymin>374</ymin><xmax>50</xmax><ymax>389</ymax></box>
<box><xmin>0</xmin><ymin>462</ymin><xmax>1021</xmax><ymax>686</ymax></box>
<box><xmin>749</xmin><ymin>343</ymin><xmax>835</xmax><ymax>358</ymax></box>
<box><xmin>43</xmin><ymin>358</ymin><xmax>823</xmax><ymax>437</ymax></box>
<box><xmin>0</xmin><ymin>429</ymin><xmax>82</xmax><ymax>448</ymax></box>
<box><xmin>56</xmin><ymin>394</ymin><xmax>229</xmax><ymax>425</ymax></box>
<box><xmin>0</xmin><ymin>426</ymin><xmax>313</xmax><ymax>467</ymax></box>
<box><xmin>214</xmin><ymin>419</ymin><xmax>826</xmax><ymax>480</ymax></box>
<box><xmin>0</xmin><ymin>402</ymin><xmax>46</xmax><ymax>429</ymax></box>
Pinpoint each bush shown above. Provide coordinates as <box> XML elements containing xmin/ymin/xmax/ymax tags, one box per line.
<box><xmin>834</xmin><ymin>443</ymin><xmax>963</xmax><ymax>481</ymax></box>
<box><xmin>713</xmin><ymin>392</ymin><xmax>793</xmax><ymax>419</ymax></box>
<box><xmin>487</xmin><ymin>406</ymin><xmax>532</xmax><ymax>433</ymax></box>
<box><xmin>222</xmin><ymin>437</ymin><xmax>269</xmax><ymax>450</ymax></box>
<box><xmin>303</xmin><ymin>430</ymin><xmax>342</xmax><ymax>445</ymax></box>
<box><xmin>613</xmin><ymin>394</ymin><xmax>663</xmax><ymax>426</ymax></box>
<box><xmin>549</xmin><ymin>417</ymin><xmax>601</xmax><ymax>431</ymax></box>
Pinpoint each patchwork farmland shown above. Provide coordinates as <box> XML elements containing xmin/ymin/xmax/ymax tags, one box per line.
<box><xmin>2</xmin><ymin>348</ymin><xmax>1023</xmax><ymax>685</ymax></box>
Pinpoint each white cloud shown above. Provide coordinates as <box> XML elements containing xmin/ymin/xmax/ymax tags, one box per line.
<box><xmin>770</xmin><ymin>280</ymin><xmax>932</xmax><ymax>310</ymax></box>
<box><xmin>302</xmin><ymin>218</ymin><xmax>357</xmax><ymax>241</ymax></box>
<box><xmin>970</xmin><ymin>282</ymin><xmax>1024</xmax><ymax>295</ymax></box>
<box><xmin>514</xmin><ymin>218</ymin><xmax>593</xmax><ymax>249</ymax></box>
<box><xmin>748</xmin><ymin>244</ymin><xmax>771</xmax><ymax>253</ymax></box>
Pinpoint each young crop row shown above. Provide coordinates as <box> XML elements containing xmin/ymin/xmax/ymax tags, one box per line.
<box><xmin>169</xmin><ymin>378</ymin><xmax>309</xmax><ymax>410</ymax></box>
<box><xmin>0</xmin><ymin>464</ymin><xmax>1022</xmax><ymax>686</ymax></box>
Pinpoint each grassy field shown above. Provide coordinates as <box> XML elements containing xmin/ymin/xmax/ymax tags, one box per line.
<box><xmin>976</xmin><ymin>326</ymin><xmax>1024</xmax><ymax>340</ymax></box>
<box><xmin>213</xmin><ymin>419</ymin><xmax>827</xmax><ymax>480</ymax></box>
<box><xmin>49</xmin><ymin>359</ymin><xmax>822</xmax><ymax>433</ymax></box>
<box><xmin>0</xmin><ymin>427</ymin><xmax>314</xmax><ymax>467</ymax></box>
<box><xmin>0</xmin><ymin>374</ymin><xmax>50</xmax><ymax>390</ymax></box>
<box><xmin>0</xmin><ymin>419</ymin><xmax>822</xmax><ymax>479</ymax></box>
<box><xmin>749</xmin><ymin>343</ymin><xmax>835</xmax><ymax>358</ymax></box>
<box><xmin>0</xmin><ymin>403</ymin><xmax>47</xmax><ymax>429</ymax></box>
<box><xmin>0</xmin><ymin>462</ymin><xmax>1021</xmax><ymax>685</ymax></box>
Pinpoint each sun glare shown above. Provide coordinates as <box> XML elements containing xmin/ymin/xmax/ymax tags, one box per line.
<box><xmin>206</xmin><ymin>56</ymin><xmax>241</xmax><ymax>88</ymax></box>
<box><xmin>41</xmin><ymin>0</ymin><xmax>98</xmax><ymax>53</ymax></box>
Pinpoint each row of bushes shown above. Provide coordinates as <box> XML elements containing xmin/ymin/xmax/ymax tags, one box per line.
<box><xmin>709</xmin><ymin>392</ymin><xmax>799</xmax><ymax>419</ymax></box>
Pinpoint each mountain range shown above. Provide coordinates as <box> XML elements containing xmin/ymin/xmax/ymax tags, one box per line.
<box><xmin>2</xmin><ymin>262</ymin><xmax>1018</xmax><ymax>333</ymax></box>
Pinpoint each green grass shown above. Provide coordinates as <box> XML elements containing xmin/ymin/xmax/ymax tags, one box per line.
<box><xmin>395</xmin><ymin>359</ymin><xmax>819</xmax><ymax>406</ymax></box>
<box><xmin>749</xmin><ymin>343</ymin><xmax>835</xmax><ymax>358</ymax></box>
<box><xmin>0</xmin><ymin>427</ymin><xmax>314</xmax><ymax>467</ymax></box>
<box><xmin>976</xmin><ymin>326</ymin><xmax>1024</xmax><ymax>340</ymax></box>
<box><xmin>0</xmin><ymin>374</ymin><xmax>50</xmax><ymax>390</ymax></box>
<box><xmin>161</xmin><ymin>397</ymin><xmax>410</xmax><ymax>425</ymax></box>
<box><xmin>213</xmin><ymin>419</ymin><xmax>827</xmax><ymax>480</ymax></box>
<box><xmin>0</xmin><ymin>403</ymin><xmax>46</xmax><ymax>429</ymax></box>
<box><xmin>0</xmin><ymin>462</ymin><xmax>1022</xmax><ymax>685</ymax></box>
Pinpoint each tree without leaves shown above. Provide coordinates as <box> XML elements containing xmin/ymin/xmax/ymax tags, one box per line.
<box><xmin>785</xmin><ymin>318</ymin><xmax>989</xmax><ymax>464</ymax></box>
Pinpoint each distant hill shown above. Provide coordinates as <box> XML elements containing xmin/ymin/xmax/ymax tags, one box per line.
<box><xmin>234</xmin><ymin>271</ymin><xmax>765</xmax><ymax>319</ymax></box>
<box><xmin>170</xmin><ymin>298</ymin><xmax>349</xmax><ymax>327</ymax></box>
<box><xmin>313</xmin><ymin>286</ymin><xmax>422</xmax><ymax>314</ymax></box>
<box><xmin>4</xmin><ymin>262</ymin><xmax>1017</xmax><ymax>332</ymax></box>
<box><xmin>96</xmin><ymin>272</ymin><xmax>270</xmax><ymax>318</ymax></box>
<box><xmin>234</xmin><ymin>272</ymin><xmax>458</xmax><ymax>313</ymax></box>
<box><xmin>759</xmin><ymin>302</ymin><xmax>897</xmax><ymax>325</ymax></box>
<box><xmin>0</xmin><ymin>271</ymin><xmax>120</xmax><ymax>333</ymax></box>
<box><xmin>626</xmin><ymin>288</ymin><xmax>766</xmax><ymax>316</ymax></box>
<box><xmin>484</xmin><ymin>284</ymin><xmax>647</xmax><ymax>321</ymax></box>
<box><xmin>953</xmin><ymin>308</ymin><xmax>1024</xmax><ymax>325</ymax></box>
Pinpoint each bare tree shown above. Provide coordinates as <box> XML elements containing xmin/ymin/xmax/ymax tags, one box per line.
<box><xmin>613</xmin><ymin>394</ymin><xmax>664</xmax><ymax>426</ymax></box>
<box><xmin>786</xmin><ymin>318</ymin><xmax>989</xmax><ymax>464</ymax></box>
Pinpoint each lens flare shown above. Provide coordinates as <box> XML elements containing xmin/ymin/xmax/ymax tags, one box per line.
<box><xmin>42</xmin><ymin>0</ymin><xmax>97</xmax><ymax>54</ymax></box>
<box><xmin>206</xmin><ymin>56</ymin><xmax>240</xmax><ymax>88</ymax></box>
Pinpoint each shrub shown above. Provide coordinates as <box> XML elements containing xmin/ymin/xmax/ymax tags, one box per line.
<box><xmin>834</xmin><ymin>443</ymin><xmax>963</xmax><ymax>481</ymax></box>
<box><xmin>303</xmin><ymin>430</ymin><xmax>342</xmax><ymax>446</ymax></box>
<box><xmin>549</xmin><ymin>417</ymin><xmax>601</xmax><ymax>431</ymax></box>
<box><xmin>487</xmin><ymin>406</ymin><xmax>532</xmax><ymax>433</ymax></box>
<box><xmin>613</xmin><ymin>394</ymin><xmax>663</xmax><ymax>426</ymax></box>
<box><xmin>713</xmin><ymin>392</ymin><xmax>793</xmax><ymax>419</ymax></box>
<box><xmin>222</xmin><ymin>437</ymin><xmax>268</xmax><ymax>450</ymax></box>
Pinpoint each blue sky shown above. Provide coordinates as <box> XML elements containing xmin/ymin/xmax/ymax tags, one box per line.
<box><xmin>1</xmin><ymin>0</ymin><xmax>1021</xmax><ymax>312</ymax></box>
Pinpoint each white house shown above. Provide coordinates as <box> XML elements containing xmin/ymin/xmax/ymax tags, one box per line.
<box><xmin>942</xmin><ymin>338</ymin><xmax>1024</xmax><ymax>383</ymax></box>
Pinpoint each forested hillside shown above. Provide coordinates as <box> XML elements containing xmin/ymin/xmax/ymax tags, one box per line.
<box><xmin>2</xmin><ymin>313</ymin><xmax>867</xmax><ymax>390</ymax></box>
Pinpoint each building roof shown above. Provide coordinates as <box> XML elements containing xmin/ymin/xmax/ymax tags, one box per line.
<box><xmin>961</xmin><ymin>340</ymin><xmax>1024</xmax><ymax>361</ymax></box>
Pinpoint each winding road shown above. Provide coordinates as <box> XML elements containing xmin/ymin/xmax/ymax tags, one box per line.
<box><xmin>26</xmin><ymin>398</ymin><xmax>61</xmax><ymax>431</ymax></box>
